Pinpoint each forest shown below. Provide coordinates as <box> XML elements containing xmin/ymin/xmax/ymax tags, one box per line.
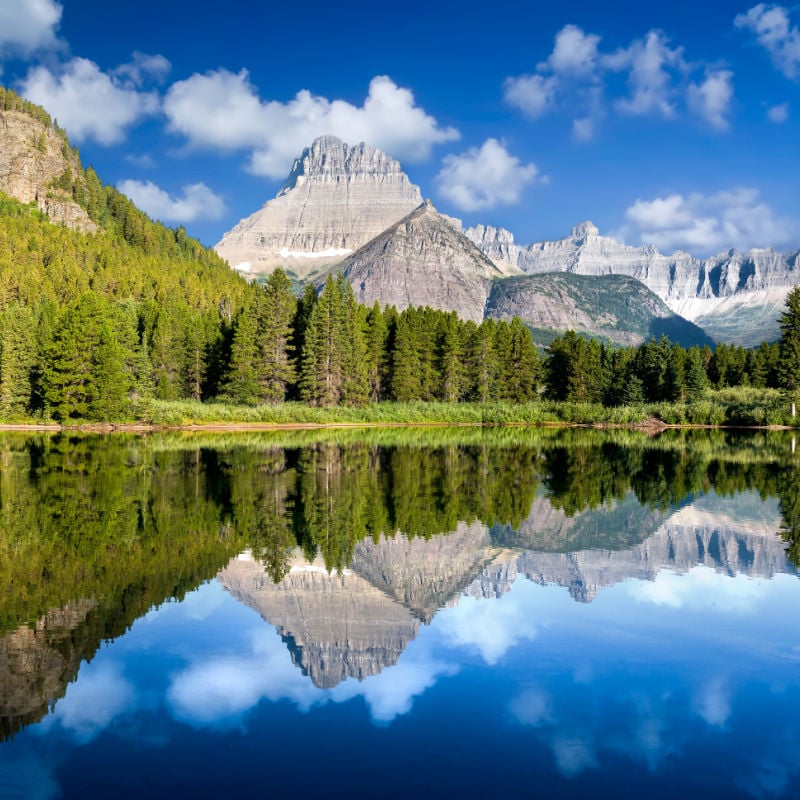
<box><xmin>1</xmin><ymin>88</ymin><xmax>800</xmax><ymax>423</ymax></box>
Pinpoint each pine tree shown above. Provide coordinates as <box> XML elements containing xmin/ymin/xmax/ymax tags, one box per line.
<box><xmin>224</xmin><ymin>306</ymin><xmax>260</xmax><ymax>404</ymax></box>
<box><xmin>365</xmin><ymin>302</ymin><xmax>389</xmax><ymax>402</ymax></box>
<box><xmin>300</xmin><ymin>275</ymin><xmax>348</xmax><ymax>406</ymax></box>
<box><xmin>391</xmin><ymin>309</ymin><xmax>423</xmax><ymax>401</ymax></box>
<box><xmin>43</xmin><ymin>294</ymin><xmax>132</xmax><ymax>420</ymax></box>
<box><xmin>0</xmin><ymin>304</ymin><xmax>37</xmax><ymax>418</ymax></box>
<box><xmin>256</xmin><ymin>269</ymin><xmax>297</xmax><ymax>403</ymax></box>
<box><xmin>437</xmin><ymin>312</ymin><xmax>466</xmax><ymax>402</ymax></box>
<box><xmin>466</xmin><ymin>320</ymin><xmax>496</xmax><ymax>403</ymax></box>
<box><xmin>778</xmin><ymin>287</ymin><xmax>800</xmax><ymax>396</ymax></box>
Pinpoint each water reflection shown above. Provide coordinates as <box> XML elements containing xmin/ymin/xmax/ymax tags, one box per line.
<box><xmin>0</xmin><ymin>429</ymin><xmax>798</xmax><ymax>799</ymax></box>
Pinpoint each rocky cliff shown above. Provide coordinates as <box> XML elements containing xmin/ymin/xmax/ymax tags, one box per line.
<box><xmin>339</xmin><ymin>200</ymin><xmax>506</xmax><ymax>322</ymax></box>
<box><xmin>467</xmin><ymin>221</ymin><xmax>800</xmax><ymax>345</ymax></box>
<box><xmin>218</xmin><ymin>553</ymin><xmax>421</xmax><ymax>689</ymax></box>
<box><xmin>475</xmin><ymin>490</ymin><xmax>793</xmax><ymax>602</ymax></box>
<box><xmin>0</xmin><ymin>108</ymin><xmax>96</xmax><ymax>232</ymax></box>
<box><xmin>350</xmin><ymin>521</ymin><xmax>499</xmax><ymax>622</ymax></box>
<box><xmin>0</xmin><ymin>599</ymin><xmax>96</xmax><ymax>740</ymax></box>
<box><xmin>215</xmin><ymin>136</ymin><xmax>422</xmax><ymax>280</ymax></box>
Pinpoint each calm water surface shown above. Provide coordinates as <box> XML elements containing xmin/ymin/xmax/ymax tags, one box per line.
<box><xmin>1</xmin><ymin>429</ymin><xmax>798</xmax><ymax>799</ymax></box>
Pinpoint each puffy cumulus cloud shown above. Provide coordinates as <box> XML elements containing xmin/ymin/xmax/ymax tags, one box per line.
<box><xmin>435</xmin><ymin>138</ymin><xmax>540</xmax><ymax>212</ymax></box>
<box><xmin>167</xmin><ymin>629</ymin><xmax>324</xmax><ymax>727</ymax></box>
<box><xmin>117</xmin><ymin>179</ymin><xmax>226</xmax><ymax>223</ymax></box>
<box><xmin>506</xmin><ymin>25</ymin><xmax>731</xmax><ymax>136</ymax></box>
<box><xmin>767</xmin><ymin>101</ymin><xmax>789</xmax><ymax>122</ymax></box>
<box><xmin>0</xmin><ymin>0</ymin><xmax>62</xmax><ymax>57</ymax></box>
<box><xmin>435</xmin><ymin>587</ymin><xmax>541</xmax><ymax>664</ymax></box>
<box><xmin>735</xmin><ymin>4</ymin><xmax>800</xmax><ymax>80</ymax></box>
<box><xmin>502</xmin><ymin>73</ymin><xmax>558</xmax><ymax>118</ymax></box>
<box><xmin>40</xmin><ymin>661</ymin><xmax>136</xmax><ymax>743</ymax></box>
<box><xmin>687</xmin><ymin>69</ymin><xmax>734</xmax><ymax>130</ymax></box>
<box><xmin>163</xmin><ymin>71</ymin><xmax>459</xmax><ymax>179</ymax></box>
<box><xmin>618</xmin><ymin>188</ymin><xmax>796</xmax><ymax>255</ymax></box>
<box><xmin>605</xmin><ymin>30</ymin><xmax>686</xmax><ymax>118</ymax></box>
<box><xmin>114</xmin><ymin>51</ymin><xmax>171</xmax><ymax>87</ymax></box>
<box><xmin>330</xmin><ymin>651</ymin><xmax>457</xmax><ymax>724</ymax></box>
<box><xmin>541</xmin><ymin>24</ymin><xmax>601</xmax><ymax>77</ymax></box>
<box><xmin>21</xmin><ymin>57</ymin><xmax>159</xmax><ymax>145</ymax></box>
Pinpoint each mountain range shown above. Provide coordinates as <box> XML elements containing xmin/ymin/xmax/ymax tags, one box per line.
<box><xmin>214</xmin><ymin>135</ymin><xmax>800</xmax><ymax>347</ymax></box>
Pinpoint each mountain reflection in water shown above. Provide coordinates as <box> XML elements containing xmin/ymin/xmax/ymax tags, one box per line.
<box><xmin>0</xmin><ymin>429</ymin><xmax>798</xmax><ymax>799</ymax></box>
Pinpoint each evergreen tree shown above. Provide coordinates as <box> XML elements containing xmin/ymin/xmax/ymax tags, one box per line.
<box><xmin>466</xmin><ymin>320</ymin><xmax>496</xmax><ymax>403</ymax></box>
<box><xmin>300</xmin><ymin>275</ymin><xmax>349</xmax><ymax>406</ymax></box>
<box><xmin>778</xmin><ymin>287</ymin><xmax>800</xmax><ymax>395</ymax></box>
<box><xmin>685</xmin><ymin>346</ymin><xmax>709</xmax><ymax>400</ymax></box>
<box><xmin>364</xmin><ymin>302</ymin><xmax>390</xmax><ymax>402</ymax></box>
<box><xmin>0</xmin><ymin>304</ymin><xmax>37</xmax><ymax>417</ymax></box>
<box><xmin>256</xmin><ymin>269</ymin><xmax>297</xmax><ymax>403</ymax></box>
<box><xmin>391</xmin><ymin>308</ymin><xmax>429</xmax><ymax>401</ymax></box>
<box><xmin>224</xmin><ymin>306</ymin><xmax>260</xmax><ymax>404</ymax></box>
<box><xmin>43</xmin><ymin>294</ymin><xmax>132</xmax><ymax>420</ymax></box>
<box><xmin>437</xmin><ymin>312</ymin><xmax>466</xmax><ymax>402</ymax></box>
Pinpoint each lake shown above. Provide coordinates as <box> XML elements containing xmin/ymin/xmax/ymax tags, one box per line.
<box><xmin>1</xmin><ymin>428</ymin><xmax>798</xmax><ymax>799</ymax></box>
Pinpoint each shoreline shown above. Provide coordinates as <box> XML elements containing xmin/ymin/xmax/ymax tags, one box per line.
<box><xmin>0</xmin><ymin>420</ymin><xmax>794</xmax><ymax>433</ymax></box>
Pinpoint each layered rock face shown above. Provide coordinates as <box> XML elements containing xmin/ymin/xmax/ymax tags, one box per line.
<box><xmin>340</xmin><ymin>200</ymin><xmax>505</xmax><ymax>322</ymax></box>
<box><xmin>215</xmin><ymin>136</ymin><xmax>422</xmax><ymax>280</ymax></box>
<box><xmin>351</xmin><ymin>521</ymin><xmax>498</xmax><ymax>622</ymax></box>
<box><xmin>476</xmin><ymin>490</ymin><xmax>792</xmax><ymax>602</ymax></box>
<box><xmin>467</xmin><ymin>221</ymin><xmax>800</xmax><ymax>345</ymax></box>
<box><xmin>0</xmin><ymin>599</ymin><xmax>96</xmax><ymax>739</ymax></box>
<box><xmin>218</xmin><ymin>553</ymin><xmax>420</xmax><ymax>689</ymax></box>
<box><xmin>0</xmin><ymin>109</ymin><xmax>96</xmax><ymax>232</ymax></box>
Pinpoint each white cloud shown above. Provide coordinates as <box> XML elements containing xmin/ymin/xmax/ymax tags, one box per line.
<box><xmin>618</xmin><ymin>188</ymin><xmax>796</xmax><ymax>255</ymax></box>
<box><xmin>735</xmin><ymin>4</ymin><xmax>800</xmax><ymax>79</ymax></box>
<box><xmin>607</xmin><ymin>31</ymin><xmax>686</xmax><ymax>118</ymax></box>
<box><xmin>330</xmin><ymin>652</ymin><xmax>457</xmax><ymax>723</ymax></box>
<box><xmin>163</xmin><ymin>71</ymin><xmax>459</xmax><ymax>179</ymax></box>
<box><xmin>541</xmin><ymin>24</ymin><xmax>601</xmax><ymax>77</ymax></box>
<box><xmin>687</xmin><ymin>69</ymin><xmax>734</xmax><ymax>130</ymax></box>
<box><xmin>506</xmin><ymin>25</ymin><xmax>730</xmax><ymax>136</ymax></box>
<box><xmin>117</xmin><ymin>179</ymin><xmax>226</xmax><ymax>223</ymax></box>
<box><xmin>503</xmin><ymin>73</ymin><xmax>558</xmax><ymax>117</ymax></box>
<box><xmin>42</xmin><ymin>661</ymin><xmax>135</xmax><ymax>743</ymax></box>
<box><xmin>0</xmin><ymin>0</ymin><xmax>62</xmax><ymax>57</ymax></box>
<box><xmin>114</xmin><ymin>51</ymin><xmax>171</xmax><ymax>87</ymax></box>
<box><xmin>436</xmin><ymin>587</ymin><xmax>540</xmax><ymax>663</ymax></box>
<box><xmin>767</xmin><ymin>101</ymin><xmax>789</xmax><ymax>122</ymax></box>
<box><xmin>435</xmin><ymin>138</ymin><xmax>540</xmax><ymax>212</ymax></box>
<box><xmin>20</xmin><ymin>57</ymin><xmax>159</xmax><ymax>145</ymax></box>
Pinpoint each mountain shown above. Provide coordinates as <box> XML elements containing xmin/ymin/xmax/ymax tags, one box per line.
<box><xmin>486</xmin><ymin>272</ymin><xmax>714</xmax><ymax>347</ymax></box>
<box><xmin>215</xmin><ymin>135</ymin><xmax>423</xmax><ymax>281</ymax></box>
<box><xmin>338</xmin><ymin>200</ymin><xmax>506</xmax><ymax>322</ymax></box>
<box><xmin>467</xmin><ymin>221</ymin><xmax>800</xmax><ymax>346</ymax></box>
<box><xmin>0</xmin><ymin>97</ymin><xmax>96</xmax><ymax>232</ymax></box>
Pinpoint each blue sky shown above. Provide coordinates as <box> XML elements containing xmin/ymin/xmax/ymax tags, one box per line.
<box><xmin>0</xmin><ymin>0</ymin><xmax>798</xmax><ymax>256</ymax></box>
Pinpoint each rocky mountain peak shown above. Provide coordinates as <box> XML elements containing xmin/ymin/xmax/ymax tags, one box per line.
<box><xmin>216</xmin><ymin>135</ymin><xmax>423</xmax><ymax>279</ymax></box>
<box><xmin>571</xmin><ymin>220</ymin><xmax>600</xmax><ymax>240</ymax></box>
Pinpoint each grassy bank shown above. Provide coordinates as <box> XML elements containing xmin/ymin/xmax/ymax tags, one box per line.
<box><xmin>0</xmin><ymin>388</ymin><xmax>796</xmax><ymax>429</ymax></box>
<box><xmin>139</xmin><ymin>388</ymin><xmax>799</xmax><ymax>428</ymax></box>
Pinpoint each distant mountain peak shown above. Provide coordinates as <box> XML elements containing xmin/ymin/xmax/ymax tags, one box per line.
<box><xmin>217</xmin><ymin>136</ymin><xmax>422</xmax><ymax>279</ymax></box>
<box><xmin>571</xmin><ymin>220</ymin><xmax>600</xmax><ymax>240</ymax></box>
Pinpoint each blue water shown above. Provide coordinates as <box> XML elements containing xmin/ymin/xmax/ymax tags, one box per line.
<box><xmin>3</xmin><ymin>563</ymin><xmax>799</xmax><ymax>799</ymax></box>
